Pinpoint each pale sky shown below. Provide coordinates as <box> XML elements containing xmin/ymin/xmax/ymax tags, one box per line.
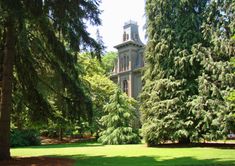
<box><xmin>88</xmin><ymin>0</ymin><xmax>146</xmax><ymax>52</ymax></box>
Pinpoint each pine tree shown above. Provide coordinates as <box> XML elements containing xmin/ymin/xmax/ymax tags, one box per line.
<box><xmin>188</xmin><ymin>0</ymin><xmax>235</xmax><ymax>142</ymax></box>
<box><xmin>141</xmin><ymin>0</ymin><xmax>235</xmax><ymax>146</ymax></box>
<box><xmin>227</xmin><ymin>34</ymin><xmax>235</xmax><ymax>133</ymax></box>
<box><xmin>98</xmin><ymin>89</ymin><xmax>140</xmax><ymax>145</ymax></box>
<box><xmin>0</xmin><ymin>0</ymin><xmax>102</xmax><ymax>159</ymax></box>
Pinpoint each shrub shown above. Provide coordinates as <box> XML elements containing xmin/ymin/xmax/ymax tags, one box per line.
<box><xmin>10</xmin><ymin>129</ymin><xmax>41</xmax><ymax>147</ymax></box>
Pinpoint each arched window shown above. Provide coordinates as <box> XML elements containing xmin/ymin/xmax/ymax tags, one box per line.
<box><xmin>135</xmin><ymin>53</ymin><xmax>140</xmax><ymax>68</ymax></box>
<box><xmin>123</xmin><ymin>32</ymin><xmax>126</xmax><ymax>41</ymax></box>
<box><xmin>135</xmin><ymin>34</ymin><xmax>138</xmax><ymax>40</ymax></box>
<box><xmin>126</xmin><ymin>56</ymin><xmax>129</xmax><ymax>70</ymax></box>
<box><xmin>126</xmin><ymin>34</ymin><xmax>129</xmax><ymax>40</ymax></box>
<box><xmin>123</xmin><ymin>56</ymin><xmax>126</xmax><ymax>71</ymax></box>
<box><xmin>120</xmin><ymin>57</ymin><xmax>123</xmax><ymax>71</ymax></box>
<box><xmin>123</xmin><ymin>80</ymin><xmax>128</xmax><ymax>95</ymax></box>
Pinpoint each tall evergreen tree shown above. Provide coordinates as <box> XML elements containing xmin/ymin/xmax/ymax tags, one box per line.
<box><xmin>141</xmin><ymin>0</ymin><xmax>235</xmax><ymax>146</ymax></box>
<box><xmin>98</xmin><ymin>89</ymin><xmax>140</xmax><ymax>145</ymax></box>
<box><xmin>0</xmin><ymin>0</ymin><xmax>102</xmax><ymax>160</ymax></box>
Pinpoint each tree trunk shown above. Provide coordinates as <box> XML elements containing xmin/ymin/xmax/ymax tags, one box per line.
<box><xmin>0</xmin><ymin>15</ymin><xmax>16</xmax><ymax>160</ymax></box>
<box><xmin>59</xmin><ymin>127</ymin><xmax>63</xmax><ymax>141</ymax></box>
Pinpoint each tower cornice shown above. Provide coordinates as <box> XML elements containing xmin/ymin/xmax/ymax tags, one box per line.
<box><xmin>114</xmin><ymin>40</ymin><xmax>144</xmax><ymax>49</ymax></box>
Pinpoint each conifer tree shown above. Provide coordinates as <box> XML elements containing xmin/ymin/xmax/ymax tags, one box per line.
<box><xmin>98</xmin><ymin>89</ymin><xmax>140</xmax><ymax>145</ymax></box>
<box><xmin>0</xmin><ymin>0</ymin><xmax>102</xmax><ymax>159</ymax></box>
<box><xmin>141</xmin><ymin>0</ymin><xmax>235</xmax><ymax>145</ymax></box>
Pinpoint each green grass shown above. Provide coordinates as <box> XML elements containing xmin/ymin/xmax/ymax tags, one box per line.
<box><xmin>11</xmin><ymin>143</ymin><xmax>235</xmax><ymax>166</ymax></box>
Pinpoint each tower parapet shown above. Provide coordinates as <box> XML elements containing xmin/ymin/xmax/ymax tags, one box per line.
<box><xmin>121</xmin><ymin>20</ymin><xmax>143</xmax><ymax>46</ymax></box>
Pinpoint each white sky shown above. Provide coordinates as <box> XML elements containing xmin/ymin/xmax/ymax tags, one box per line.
<box><xmin>88</xmin><ymin>0</ymin><xmax>146</xmax><ymax>52</ymax></box>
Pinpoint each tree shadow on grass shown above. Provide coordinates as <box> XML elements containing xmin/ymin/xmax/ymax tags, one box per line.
<box><xmin>16</xmin><ymin>142</ymin><xmax>104</xmax><ymax>149</ymax></box>
<box><xmin>51</xmin><ymin>154</ymin><xmax>235</xmax><ymax>166</ymax></box>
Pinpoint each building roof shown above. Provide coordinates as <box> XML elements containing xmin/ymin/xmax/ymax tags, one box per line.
<box><xmin>114</xmin><ymin>20</ymin><xmax>144</xmax><ymax>49</ymax></box>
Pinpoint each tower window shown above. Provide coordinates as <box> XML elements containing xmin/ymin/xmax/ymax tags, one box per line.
<box><xmin>135</xmin><ymin>34</ymin><xmax>138</xmax><ymax>40</ymax></box>
<box><xmin>126</xmin><ymin>56</ymin><xmax>129</xmax><ymax>70</ymax></box>
<box><xmin>126</xmin><ymin>34</ymin><xmax>129</xmax><ymax>40</ymax></box>
<box><xmin>124</xmin><ymin>56</ymin><xmax>126</xmax><ymax>71</ymax></box>
<box><xmin>135</xmin><ymin>53</ymin><xmax>140</xmax><ymax>67</ymax></box>
<box><xmin>120</xmin><ymin>57</ymin><xmax>123</xmax><ymax>71</ymax></box>
<box><xmin>123</xmin><ymin>32</ymin><xmax>126</xmax><ymax>41</ymax></box>
<box><xmin>123</xmin><ymin>80</ymin><xmax>128</xmax><ymax>95</ymax></box>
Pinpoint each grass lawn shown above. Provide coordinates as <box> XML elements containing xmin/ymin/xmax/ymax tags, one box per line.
<box><xmin>11</xmin><ymin>143</ymin><xmax>235</xmax><ymax>166</ymax></box>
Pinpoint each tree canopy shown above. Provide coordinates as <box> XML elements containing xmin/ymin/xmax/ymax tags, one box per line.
<box><xmin>141</xmin><ymin>0</ymin><xmax>235</xmax><ymax>146</ymax></box>
<box><xmin>0</xmin><ymin>0</ymin><xmax>102</xmax><ymax>160</ymax></box>
<box><xmin>78</xmin><ymin>53</ymin><xmax>118</xmax><ymax>137</ymax></box>
<box><xmin>101</xmin><ymin>51</ymin><xmax>118</xmax><ymax>75</ymax></box>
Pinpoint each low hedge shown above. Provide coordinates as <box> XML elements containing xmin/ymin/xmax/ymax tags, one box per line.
<box><xmin>10</xmin><ymin>129</ymin><xmax>41</xmax><ymax>147</ymax></box>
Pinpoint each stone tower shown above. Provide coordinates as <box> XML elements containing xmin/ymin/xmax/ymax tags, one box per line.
<box><xmin>111</xmin><ymin>20</ymin><xmax>144</xmax><ymax>99</ymax></box>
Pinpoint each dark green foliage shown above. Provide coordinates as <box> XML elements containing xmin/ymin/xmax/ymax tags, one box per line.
<box><xmin>0</xmin><ymin>0</ymin><xmax>103</xmax><ymax>125</ymax></box>
<box><xmin>0</xmin><ymin>0</ymin><xmax>103</xmax><ymax>159</ymax></box>
<box><xmin>10</xmin><ymin>129</ymin><xmax>40</xmax><ymax>147</ymax></box>
<box><xmin>229</xmin><ymin>57</ymin><xmax>235</xmax><ymax>102</ymax></box>
<box><xmin>141</xmin><ymin>0</ymin><xmax>235</xmax><ymax>145</ymax></box>
<box><xmin>228</xmin><ymin>55</ymin><xmax>235</xmax><ymax>132</ymax></box>
<box><xmin>98</xmin><ymin>89</ymin><xmax>140</xmax><ymax>145</ymax></box>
